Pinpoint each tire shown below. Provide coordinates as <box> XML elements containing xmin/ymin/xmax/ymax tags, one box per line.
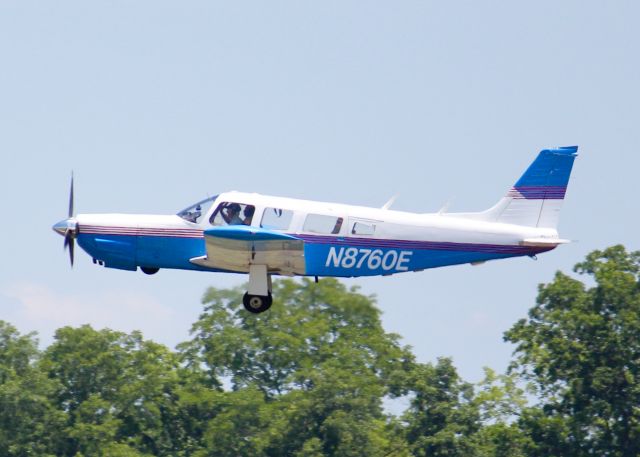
<box><xmin>242</xmin><ymin>292</ymin><xmax>272</xmax><ymax>313</ymax></box>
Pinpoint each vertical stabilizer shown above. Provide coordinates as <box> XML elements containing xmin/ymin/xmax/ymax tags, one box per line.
<box><xmin>476</xmin><ymin>146</ymin><xmax>578</xmax><ymax>228</ymax></box>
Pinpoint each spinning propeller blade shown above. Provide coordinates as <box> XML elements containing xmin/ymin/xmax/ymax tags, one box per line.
<box><xmin>52</xmin><ymin>173</ymin><xmax>77</xmax><ymax>267</ymax></box>
<box><xmin>65</xmin><ymin>173</ymin><xmax>75</xmax><ymax>266</ymax></box>
<box><xmin>63</xmin><ymin>226</ymin><xmax>75</xmax><ymax>266</ymax></box>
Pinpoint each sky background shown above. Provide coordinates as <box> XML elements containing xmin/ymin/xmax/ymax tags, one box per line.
<box><xmin>1</xmin><ymin>1</ymin><xmax>639</xmax><ymax>388</ymax></box>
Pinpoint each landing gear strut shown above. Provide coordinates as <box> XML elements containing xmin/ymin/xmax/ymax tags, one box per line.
<box><xmin>243</xmin><ymin>264</ymin><xmax>272</xmax><ymax>314</ymax></box>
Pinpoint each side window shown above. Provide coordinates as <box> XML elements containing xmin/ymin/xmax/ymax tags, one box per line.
<box><xmin>351</xmin><ymin>222</ymin><xmax>376</xmax><ymax>236</ymax></box>
<box><xmin>303</xmin><ymin>214</ymin><xmax>344</xmax><ymax>234</ymax></box>
<box><xmin>261</xmin><ymin>208</ymin><xmax>294</xmax><ymax>231</ymax></box>
<box><xmin>209</xmin><ymin>202</ymin><xmax>256</xmax><ymax>226</ymax></box>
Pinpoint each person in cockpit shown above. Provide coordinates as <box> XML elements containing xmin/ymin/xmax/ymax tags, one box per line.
<box><xmin>243</xmin><ymin>206</ymin><xmax>255</xmax><ymax>225</ymax></box>
<box><xmin>222</xmin><ymin>203</ymin><xmax>244</xmax><ymax>225</ymax></box>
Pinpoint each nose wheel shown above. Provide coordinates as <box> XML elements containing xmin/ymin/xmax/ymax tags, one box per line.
<box><xmin>243</xmin><ymin>264</ymin><xmax>273</xmax><ymax>313</ymax></box>
<box><xmin>242</xmin><ymin>292</ymin><xmax>272</xmax><ymax>314</ymax></box>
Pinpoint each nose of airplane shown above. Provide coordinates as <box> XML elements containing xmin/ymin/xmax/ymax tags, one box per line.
<box><xmin>52</xmin><ymin>219</ymin><xmax>67</xmax><ymax>236</ymax></box>
<box><xmin>53</xmin><ymin>217</ymin><xmax>78</xmax><ymax>266</ymax></box>
<box><xmin>52</xmin><ymin>218</ymin><xmax>76</xmax><ymax>237</ymax></box>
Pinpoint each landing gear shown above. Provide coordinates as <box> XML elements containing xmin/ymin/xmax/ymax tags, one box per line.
<box><xmin>243</xmin><ymin>264</ymin><xmax>273</xmax><ymax>314</ymax></box>
<box><xmin>243</xmin><ymin>292</ymin><xmax>272</xmax><ymax>313</ymax></box>
<box><xmin>141</xmin><ymin>267</ymin><xmax>160</xmax><ymax>275</ymax></box>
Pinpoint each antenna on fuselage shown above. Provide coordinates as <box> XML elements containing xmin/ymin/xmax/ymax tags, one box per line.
<box><xmin>381</xmin><ymin>194</ymin><xmax>398</xmax><ymax>210</ymax></box>
<box><xmin>438</xmin><ymin>197</ymin><xmax>455</xmax><ymax>215</ymax></box>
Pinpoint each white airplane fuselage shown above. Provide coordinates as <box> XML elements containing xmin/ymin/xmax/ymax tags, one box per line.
<box><xmin>68</xmin><ymin>191</ymin><xmax>561</xmax><ymax>277</ymax></box>
<box><xmin>53</xmin><ymin>146</ymin><xmax>578</xmax><ymax>312</ymax></box>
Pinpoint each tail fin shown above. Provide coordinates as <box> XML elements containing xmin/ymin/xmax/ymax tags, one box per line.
<box><xmin>469</xmin><ymin>146</ymin><xmax>578</xmax><ymax>228</ymax></box>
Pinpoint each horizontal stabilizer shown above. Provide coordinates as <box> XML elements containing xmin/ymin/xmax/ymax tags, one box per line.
<box><xmin>519</xmin><ymin>238</ymin><xmax>571</xmax><ymax>247</ymax></box>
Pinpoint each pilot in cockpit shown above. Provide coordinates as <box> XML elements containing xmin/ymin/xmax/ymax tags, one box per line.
<box><xmin>222</xmin><ymin>203</ymin><xmax>244</xmax><ymax>225</ymax></box>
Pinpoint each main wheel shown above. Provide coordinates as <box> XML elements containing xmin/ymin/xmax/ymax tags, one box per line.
<box><xmin>242</xmin><ymin>292</ymin><xmax>272</xmax><ymax>314</ymax></box>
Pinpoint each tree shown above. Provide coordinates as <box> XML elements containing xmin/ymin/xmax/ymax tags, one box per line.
<box><xmin>40</xmin><ymin>325</ymin><xmax>188</xmax><ymax>456</ymax></box>
<box><xmin>505</xmin><ymin>245</ymin><xmax>640</xmax><ymax>456</ymax></box>
<box><xmin>180</xmin><ymin>277</ymin><xmax>415</xmax><ymax>456</ymax></box>
<box><xmin>0</xmin><ymin>321</ymin><xmax>64</xmax><ymax>457</ymax></box>
<box><xmin>468</xmin><ymin>368</ymin><xmax>532</xmax><ymax>457</ymax></box>
<box><xmin>402</xmin><ymin>358</ymin><xmax>479</xmax><ymax>457</ymax></box>
<box><xmin>19</xmin><ymin>244</ymin><xmax>640</xmax><ymax>456</ymax></box>
<box><xmin>403</xmin><ymin>361</ymin><xmax>534</xmax><ymax>457</ymax></box>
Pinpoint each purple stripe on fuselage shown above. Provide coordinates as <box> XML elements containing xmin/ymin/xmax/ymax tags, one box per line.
<box><xmin>294</xmin><ymin>234</ymin><xmax>552</xmax><ymax>255</ymax></box>
<box><xmin>80</xmin><ymin>225</ymin><xmax>204</xmax><ymax>238</ymax></box>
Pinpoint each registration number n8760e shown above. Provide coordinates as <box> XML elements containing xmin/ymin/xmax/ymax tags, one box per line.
<box><xmin>325</xmin><ymin>247</ymin><xmax>412</xmax><ymax>271</ymax></box>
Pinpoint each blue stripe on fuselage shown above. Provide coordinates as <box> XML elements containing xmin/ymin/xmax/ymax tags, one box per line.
<box><xmin>77</xmin><ymin>234</ymin><xmax>139</xmax><ymax>271</ymax></box>
<box><xmin>137</xmin><ymin>234</ymin><xmax>207</xmax><ymax>270</ymax></box>
<box><xmin>77</xmin><ymin>233</ymin><xmax>218</xmax><ymax>272</ymax></box>
<box><xmin>301</xmin><ymin>236</ymin><xmax>552</xmax><ymax>277</ymax></box>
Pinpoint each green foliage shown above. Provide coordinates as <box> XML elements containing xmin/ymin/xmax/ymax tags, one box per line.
<box><xmin>180</xmin><ymin>278</ymin><xmax>416</xmax><ymax>456</ymax></box>
<box><xmin>0</xmin><ymin>321</ymin><xmax>64</xmax><ymax>457</ymax></box>
<box><xmin>403</xmin><ymin>358</ymin><xmax>479</xmax><ymax>456</ymax></box>
<box><xmin>473</xmin><ymin>368</ymin><xmax>527</xmax><ymax>424</ymax></box>
<box><xmin>181</xmin><ymin>278</ymin><xmax>413</xmax><ymax>396</ymax></box>
<box><xmin>40</xmin><ymin>325</ymin><xmax>189</xmax><ymax>456</ymax></box>
<box><xmin>4</xmin><ymin>246</ymin><xmax>640</xmax><ymax>455</ymax></box>
<box><xmin>467</xmin><ymin>422</ymin><xmax>531</xmax><ymax>457</ymax></box>
<box><xmin>0</xmin><ymin>321</ymin><xmax>39</xmax><ymax>384</ymax></box>
<box><xmin>505</xmin><ymin>245</ymin><xmax>640</xmax><ymax>456</ymax></box>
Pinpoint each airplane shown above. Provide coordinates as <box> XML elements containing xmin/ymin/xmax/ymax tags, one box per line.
<box><xmin>53</xmin><ymin>146</ymin><xmax>578</xmax><ymax>314</ymax></box>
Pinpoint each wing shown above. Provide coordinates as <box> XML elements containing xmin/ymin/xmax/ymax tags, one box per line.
<box><xmin>190</xmin><ymin>226</ymin><xmax>305</xmax><ymax>275</ymax></box>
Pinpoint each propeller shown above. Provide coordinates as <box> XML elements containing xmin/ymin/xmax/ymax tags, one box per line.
<box><xmin>52</xmin><ymin>173</ymin><xmax>77</xmax><ymax>267</ymax></box>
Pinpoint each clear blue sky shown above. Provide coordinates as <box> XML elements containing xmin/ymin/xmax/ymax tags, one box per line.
<box><xmin>2</xmin><ymin>1</ymin><xmax>639</xmax><ymax>384</ymax></box>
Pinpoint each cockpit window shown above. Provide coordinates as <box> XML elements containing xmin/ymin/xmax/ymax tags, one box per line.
<box><xmin>177</xmin><ymin>196</ymin><xmax>218</xmax><ymax>223</ymax></box>
<box><xmin>210</xmin><ymin>202</ymin><xmax>256</xmax><ymax>226</ymax></box>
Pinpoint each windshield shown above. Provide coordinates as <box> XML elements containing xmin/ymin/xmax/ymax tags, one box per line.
<box><xmin>177</xmin><ymin>195</ymin><xmax>218</xmax><ymax>223</ymax></box>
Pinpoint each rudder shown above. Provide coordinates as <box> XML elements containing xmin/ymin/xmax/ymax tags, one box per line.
<box><xmin>493</xmin><ymin>146</ymin><xmax>578</xmax><ymax>228</ymax></box>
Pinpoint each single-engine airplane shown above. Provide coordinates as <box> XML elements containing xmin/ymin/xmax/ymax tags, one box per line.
<box><xmin>53</xmin><ymin>146</ymin><xmax>577</xmax><ymax>313</ymax></box>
